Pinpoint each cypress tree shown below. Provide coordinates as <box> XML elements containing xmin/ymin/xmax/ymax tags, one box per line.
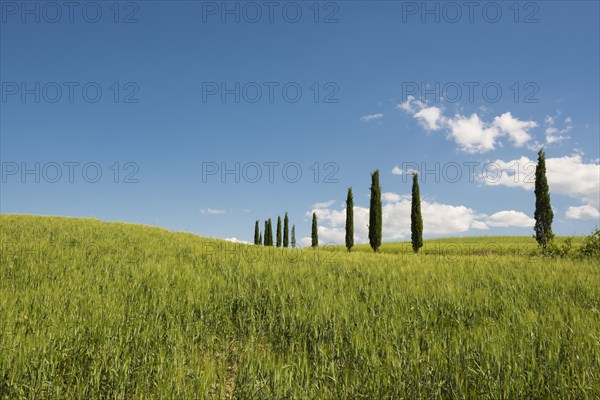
<box><xmin>368</xmin><ymin>169</ymin><xmax>382</xmax><ymax>252</ymax></box>
<box><xmin>534</xmin><ymin>149</ymin><xmax>554</xmax><ymax>248</ymax></box>
<box><xmin>266</xmin><ymin>218</ymin><xmax>273</xmax><ymax>246</ymax></box>
<box><xmin>411</xmin><ymin>173</ymin><xmax>423</xmax><ymax>253</ymax></box>
<box><xmin>345</xmin><ymin>187</ymin><xmax>354</xmax><ymax>252</ymax></box>
<box><xmin>265</xmin><ymin>220</ymin><xmax>269</xmax><ymax>246</ymax></box>
<box><xmin>283</xmin><ymin>212</ymin><xmax>289</xmax><ymax>247</ymax></box>
<box><xmin>254</xmin><ymin>220</ymin><xmax>260</xmax><ymax>245</ymax></box>
<box><xmin>311</xmin><ymin>212</ymin><xmax>318</xmax><ymax>247</ymax></box>
<box><xmin>264</xmin><ymin>221</ymin><xmax>268</xmax><ymax>246</ymax></box>
<box><xmin>291</xmin><ymin>225</ymin><xmax>296</xmax><ymax>248</ymax></box>
<box><xmin>276</xmin><ymin>216</ymin><xmax>282</xmax><ymax>247</ymax></box>
<box><xmin>259</xmin><ymin>231</ymin><xmax>262</xmax><ymax>246</ymax></box>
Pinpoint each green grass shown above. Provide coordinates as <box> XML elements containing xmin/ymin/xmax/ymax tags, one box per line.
<box><xmin>1</xmin><ymin>214</ymin><xmax>599</xmax><ymax>399</ymax></box>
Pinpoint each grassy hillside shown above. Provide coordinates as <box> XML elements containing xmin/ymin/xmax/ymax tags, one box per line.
<box><xmin>1</xmin><ymin>215</ymin><xmax>599</xmax><ymax>398</ymax></box>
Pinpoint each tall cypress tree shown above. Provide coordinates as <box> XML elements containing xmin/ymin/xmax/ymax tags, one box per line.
<box><xmin>276</xmin><ymin>216</ymin><xmax>282</xmax><ymax>247</ymax></box>
<box><xmin>311</xmin><ymin>212</ymin><xmax>318</xmax><ymax>247</ymax></box>
<box><xmin>259</xmin><ymin>231</ymin><xmax>262</xmax><ymax>246</ymax></box>
<box><xmin>534</xmin><ymin>149</ymin><xmax>554</xmax><ymax>248</ymax></box>
<box><xmin>369</xmin><ymin>169</ymin><xmax>382</xmax><ymax>252</ymax></box>
<box><xmin>267</xmin><ymin>218</ymin><xmax>273</xmax><ymax>246</ymax></box>
<box><xmin>254</xmin><ymin>220</ymin><xmax>260</xmax><ymax>245</ymax></box>
<box><xmin>345</xmin><ymin>187</ymin><xmax>354</xmax><ymax>252</ymax></box>
<box><xmin>283</xmin><ymin>212</ymin><xmax>289</xmax><ymax>248</ymax></box>
<box><xmin>411</xmin><ymin>173</ymin><xmax>423</xmax><ymax>253</ymax></box>
<box><xmin>264</xmin><ymin>220</ymin><xmax>269</xmax><ymax>246</ymax></box>
<box><xmin>291</xmin><ymin>225</ymin><xmax>296</xmax><ymax>248</ymax></box>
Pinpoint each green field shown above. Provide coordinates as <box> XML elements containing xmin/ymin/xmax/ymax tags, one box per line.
<box><xmin>1</xmin><ymin>215</ymin><xmax>599</xmax><ymax>399</ymax></box>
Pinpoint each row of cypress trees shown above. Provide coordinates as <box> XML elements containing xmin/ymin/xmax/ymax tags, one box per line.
<box><xmin>348</xmin><ymin>169</ymin><xmax>423</xmax><ymax>253</ymax></box>
<box><xmin>343</xmin><ymin>149</ymin><xmax>553</xmax><ymax>253</ymax></box>
<box><xmin>264</xmin><ymin>170</ymin><xmax>424</xmax><ymax>253</ymax></box>
<box><xmin>254</xmin><ymin>213</ymin><xmax>296</xmax><ymax>248</ymax></box>
<box><xmin>253</xmin><ymin>149</ymin><xmax>554</xmax><ymax>253</ymax></box>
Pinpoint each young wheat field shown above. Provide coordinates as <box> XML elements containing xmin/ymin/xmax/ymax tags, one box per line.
<box><xmin>0</xmin><ymin>214</ymin><xmax>599</xmax><ymax>398</ymax></box>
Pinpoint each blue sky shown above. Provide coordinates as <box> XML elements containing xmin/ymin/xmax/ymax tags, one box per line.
<box><xmin>1</xmin><ymin>0</ymin><xmax>599</xmax><ymax>245</ymax></box>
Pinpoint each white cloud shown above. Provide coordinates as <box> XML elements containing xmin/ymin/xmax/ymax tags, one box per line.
<box><xmin>382</xmin><ymin>192</ymin><xmax>407</xmax><ymax>203</ymax></box>
<box><xmin>317</xmin><ymin>225</ymin><xmax>346</xmax><ymax>244</ymax></box>
<box><xmin>300</xmin><ymin>237</ymin><xmax>312</xmax><ymax>247</ymax></box>
<box><xmin>547</xmin><ymin>155</ymin><xmax>600</xmax><ymax>208</ymax></box>
<box><xmin>398</xmin><ymin>96</ymin><xmax>445</xmax><ymax>131</ymax></box>
<box><xmin>544</xmin><ymin>114</ymin><xmax>572</xmax><ymax>144</ymax></box>
<box><xmin>565</xmin><ymin>205</ymin><xmax>600</xmax><ymax>220</ymax></box>
<box><xmin>482</xmin><ymin>156</ymin><xmax>537</xmax><ymax>190</ymax></box>
<box><xmin>307</xmin><ymin>195</ymin><xmax>534</xmax><ymax>244</ymax></box>
<box><xmin>415</xmin><ymin>106</ymin><xmax>444</xmax><ymax>131</ymax></box>
<box><xmin>419</xmin><ymin>201</ymin><xmax>488</xmax><ymax>235</ymax></box>
<box><xmin>201</xmin><ymin>208</ymin><xmax>225</xmax><ymax>215</ymax></box>
<box><xmin>447</xmin><ymin>113</ymin><xmax>501</xmax><ymax>153</ymax></box>
<box><xmin>485</xmin><ymin>210</ymin><xmax>535</xmax><ymax>228</ymax></box>
<box><xmin>492</xmin><ymin>112</ymin><xmax>537</xmax><ymax>147</ymax></box>
<box><xmin>312</xmin><ymin>206</ymin><xmax>348</xmax><ymax>228</ymax></box>
<box><xmin>484</xmin><ymin>154</ymin><xmax>600</xmax><ymax>209</ymax></box>
<box><xmin>398</xmin><ymin>98</ymin><xmax>538</xmax><ymax>153</ymax></box>
<box><xmin>360</xmin><ymin>113</ymin><xmax>384</xmax><ymax>122</ymax></box>
<box><xmin>397</xmin><ymin>96</ymin><xmax>419</xmax><ymax>113</ymax></box>
<box><xmin>313</xmin><ymin>200</ymin><xmax>336</xmax><ymax>209</ymax></box>
<box><xmin>391</xmin><ymin>166</ymin><xmax>416</xmax><ymax>175</ymax></box>
<box><xmin>224</xmin><ymin>237</ymin><xmax>251</xmax><ymax>244</ymax></box>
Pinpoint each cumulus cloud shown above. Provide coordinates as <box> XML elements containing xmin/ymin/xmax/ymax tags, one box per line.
<box><xmin>415</xmin><ymin>107</ymin><xmax>445</xmax><ymax>131</ymax></box>
<box><xmin>482</xmin><ymin>156</ymin><xmax>537</xmax><ymax>190</ymax></box>
<box><xmin>397</xmin><ymin>96</ymin><xmax>446</xmax><ymax>131</ymax></box>
<box><xmin>484</xmin><ymin>154</ymin><xmax>600</xmax><ymax>210</ymax></box>
<box><xmin>447</xmin><ymin>113</ymin><xmax>501</xmax><ymax>153</ymax></box>
<box><xmin>565</xmin><ymin>205</ymin><xmax>600</xmax><ymax>220</ymax></box>
<box><xmin>546</xmin><ymin>155</ymin><xmax>600</xmax><ymax>209</ymax></box>
<box><xmin>418</xmin><ymin>201</ymin><xmax>488</xmax><ymax>234</ymax></box>
<box><xmin>307</xmin><ymin>195</ymin><xmax>534</xmax><ymax>244</ymax></box>
<box><xmin>360</xmin><ymin>113</ymin><xmax>384</xmax><ymax>122</ymax></box>
<box><xmin>316</xmin><ymin>225</ymin><xmax>346</xmax><ymax>244</ymax></box>
<box><xmin>493</xmin><ymin>112</ymin><xmax>537</xmax><ymax>147</ymax></box>
<box><xmin>485</xmin><ymin>210</ymin><xmax>535</xmax><ymax>228</ymax></box>
<box><xmin>382</xmin><ymin>192</ymin><xmax>407</xmax><ymax>203</ymax></box>
<box><xmin>398</xmin><ymin>97</ymin><xmax>538</xmax><ymax>153</ymax></box>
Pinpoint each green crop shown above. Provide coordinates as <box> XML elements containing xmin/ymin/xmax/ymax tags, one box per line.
<box><xmin>1</xmin><ymin>215</ymin><xmax>598</xmax><ymax>399</ymax></box>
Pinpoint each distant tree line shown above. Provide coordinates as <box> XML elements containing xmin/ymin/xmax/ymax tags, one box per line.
<box><xmin>254</xmin><ymin>212</ymin><xmax>296</xmax><ymax>248</ymax></box>
<box><xmin>254</xmin><ymin>149</ymin><xmax>554</xmax><ymax>252</ymax></box>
